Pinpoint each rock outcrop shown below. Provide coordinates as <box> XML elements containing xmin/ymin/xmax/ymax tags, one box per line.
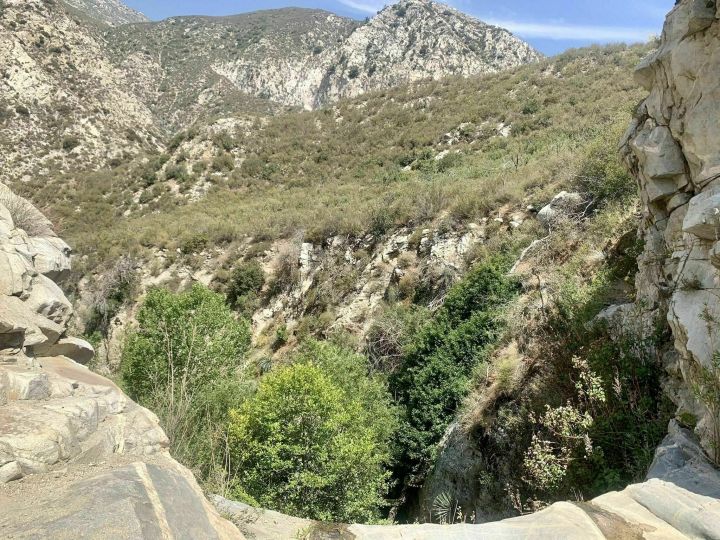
<box><xmin>0</xmin><ymin>185</ymin><xmax>242</xmax><ymax>538</ymax></box>
<box><xmin>621</xmin><ymin>0</ymin><xmax>720</xmax><ymax>463</ymax></box>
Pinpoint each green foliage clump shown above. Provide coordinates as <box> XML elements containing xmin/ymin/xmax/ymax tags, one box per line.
<box><xmin>391</xmin><ymin>260</ymin><xmax>520</xmax><ymax>487</ymax></box>
<box><xmin>228</xmin><ymin>340</ymin><xmax>396</xmax><ymax>522</ymax></box>
<box><xmin>576</xmin><ymin>122</ymin><xmax>635</xmax><ymax>204</ymax></box>
<box><xmin>212</xmin><ymin>153</ymin><xmax>235</xmax><ymax>172</ymax></box>
<box><xmin>121</xmin><ymin>284</ymin><xmax>252</xmax><ymax>474</ymax></box>
<box><xmin>165</xmin><ymin>163</ymin><xmax>189</xmax><ymax>182</ymax></box>
<box><xmin>226</xmin><ymin>261</ymin><xmax>265</xmax><ymax>316</ymax></box>
<box><xmin>690</xmin><ymin>341</ymin><xmax>720</xmax><ymax>465</ymax></box>
<box><xmin>62</xmin><ymin>136</ymin><xmax>80</xmax><ymax>151</ymax></box>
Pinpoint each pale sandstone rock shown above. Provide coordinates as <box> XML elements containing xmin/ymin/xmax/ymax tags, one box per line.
<box><xmin>24</xmin><ymin>274</ymin><xmax>73</xmax><ymax>327</ymax></box>
<box><xmin>537</xmin><ymin>191</ymin><xmax>585</xmax><ymax>229</ymax></box>
<box><xmin>682</xmin><ymin>187</ymin><xmax>720</xmax><ymax>240</ymax></box>
<box><xmin>0</xmin><ymin>295</ymin><xmax>62</xmax><ymax>349</ymax></box>
<box><xmin>34</xmin><ymin>337</ymin><xmax>95</xmax><ymax>365</ymax></box>
<box><xmin>623</xmin><ymin>0</ymin><xmax>720</xmax><ymax>458</ymax></box>
<box><xmin>28</xmin><ymin>236</ymin><xmax>72</xmax><ymax>281</ymax></box>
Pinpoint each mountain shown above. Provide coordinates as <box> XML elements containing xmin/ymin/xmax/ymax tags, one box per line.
<box><xmin>0</xmin><ymin>0</ymin><xmax>541</xmax><ymax>184</ymax></box>
<box><xmin>62</xmin><ymin>0</ymin><xmax>148</xmax><ymax>26</ymax></box>
<box><xmin>104</xmin><ymin>8</ymin><xmax>359</xmax><ymax>129</ymax></box>
<box><xmin>105</xmin><ymin>0</ymin><xmax>541</xmax><ymax>118</ymax></box>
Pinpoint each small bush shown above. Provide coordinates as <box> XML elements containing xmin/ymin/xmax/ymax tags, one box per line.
<box><xmin>62</xmin><ymin>136</ymin><xmax>80</xmax><ymax>151</ymax></box>
<box><xmin>165</xmin><ymin>163</ymin><xmax>189</xmax><ymax>182</ymax></box>
<box><xmin>212</xmin><ymin>153</ymin><xmax>235</xmax><ymax>172</ymax></box>
<box><xmin>226</xmin><ymin>261</ymin><xmax>265</xmax><ymax>316</ymax></box>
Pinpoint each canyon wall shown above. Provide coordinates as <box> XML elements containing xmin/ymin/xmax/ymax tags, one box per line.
<box><xmin>621</xmin><ymin>0</ymin><xmax>720</xmax><ymax>462</ymax></box>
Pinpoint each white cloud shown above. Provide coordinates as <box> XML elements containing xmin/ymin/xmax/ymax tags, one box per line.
<box><xmin>337</xmin><ymin>0</ymin><xmax>384</xmax><ymax>14</ymax></box>
<box><xmin>486</xmin><ymin>19</ymin><xmax>657</xmax><ymax>42</ymax></box>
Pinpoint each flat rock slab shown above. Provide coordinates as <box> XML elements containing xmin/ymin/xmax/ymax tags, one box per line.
<box><xmin>0</xmin><ymin>461</ymin><xmax>243</xmax><ymax>539</ymax></box>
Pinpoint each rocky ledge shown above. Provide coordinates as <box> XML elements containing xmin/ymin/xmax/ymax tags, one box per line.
<box><xmin>0</xmin><ymin>183</ymin><xmax>242</xmax><ymax>538</ymax></box>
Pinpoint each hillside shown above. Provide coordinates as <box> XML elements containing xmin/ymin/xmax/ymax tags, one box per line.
<box><xmin>0</xmin><ymin>0</ymin><xmax>540</xmax><ymax>184</ymax></box>
<box><xmin>62</xmin><ymin>0</ymin><xmax>148</xmax><ymax>26</ymax></box>
<box><xmin>0</xmin><ymin>0</ymin><xmax>161</xmax><ymax>184</ymax></box>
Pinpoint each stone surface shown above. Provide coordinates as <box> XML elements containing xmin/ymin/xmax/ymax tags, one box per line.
<box><xmin>24</xmin><ymin>275</ymin><xmax>73</xmax><ymax>328</ymax></box>
<box><xmin>1</xmin><ymin>459</ymin><xmax>243</xmax><ymax>539</ymax></box>
<box><xmin>0</xmin><ymin>183</ymin><xmax>242</xmax><ymax>538</ymax></box>
<box><xmin>622</xmin><ymin>0</ymin><xmax>720</xmax><ymax>459</ymax></box>
<box><xmin>33</xmin><ymin>337</ymin><xmax>95</xmax><ymax>365</ymax></box>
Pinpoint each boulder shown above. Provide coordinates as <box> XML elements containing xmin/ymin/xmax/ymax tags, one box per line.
<box><xmin>537</xmin><ymin>191</ymin><xmax>585</xmax><ymax>229</ymax></box>
<box><xmin>24</xmin><ymin>274</ymin><xmax>73</xmax><ymax>327</ymax></box>
<box><xmin>682</xmin><ymin>187</ymin><xmax>720</xmax><ymax>240</ymax></box>
<box><xmin>0</xmin><ymin>203</ymin><xmax>13</xmax><ymax>237</ymax></box>
<box><xmin>0</xmin><ymin>246</ymin><xmax>34</xmax><ymax>296</ymax></box>
<box><xmin>0</xmin><ymin>461</ymin><xmax>22</xmax><ymax>484</ymax></box>
<box><xmin>0</xmin><ymin>295</ymin><xmax>62</xmax><ymax>350</ymax></box>
<box><xmin>28</xmin><ymin>236</ymin><xmax>72</xmax><ymax>281</ymax></box>
<box><xmin>33</xmin><ymin>337</ymin><xmax>95</xmax><ymax>365</ymax></box>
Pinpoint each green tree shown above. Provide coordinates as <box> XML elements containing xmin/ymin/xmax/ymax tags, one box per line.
<box><xmin>227</xmin><ymin>343</ymin><xmax>396</xmax><ymax>523</ymax></box>
<box><xmin>121</xmin><ymin>284</ymin><xmax>252</xmax><ymax>474</ymax></box>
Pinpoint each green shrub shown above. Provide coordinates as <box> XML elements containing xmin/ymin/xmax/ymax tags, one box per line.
<box><xmin>390</xmin><ymin>260</ymin><xmax>520</xmax><ymax>487</ymax></box>
<box><xmin>228</xmin><ymin>341</ymin><xmax>396</xmax><ymax>522</ymax></box>
<box><xmin>226</xmin><ymin>261</ymin><xmax>265</xmax><ymax>315</ymax></box>
<box><xmin>165</xmin><ymin>163</ymin><xmax>189</xmax><ymax>182</ymax></box>
<box><xmin>121</xmin><ymin>284</ymin><xmax>252</xmax><ymax>475</ymax></box>
<box><xmin>212</xmin><ymin>153</ymin><xmax>235</xmax><ymax>172</ymax></box>
<box><xmin>62</xmin><ymin>136</ymin><xmax>80</xmax><ymax>151</ymax></box>
<box><xmin>577</xmin><ymin>123</ymin><xmax>635</xmax><ymax>203</ymax></box>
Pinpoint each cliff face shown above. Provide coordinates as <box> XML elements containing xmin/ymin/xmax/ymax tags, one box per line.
<box><xmin>621</xmin><ymin>0</ymin><xmax>720</xmax><ymax>462</ymax></box>
<box><xmin>0</xmin><ymin>184</ymin><xmax>242</xmax><ymax>538</ymax></box>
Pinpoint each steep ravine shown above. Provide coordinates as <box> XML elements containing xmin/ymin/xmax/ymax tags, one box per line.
<box><xmin>1</xmin><ymin>1</ymin><xmax>720</xmax><ymax>538</ymax></box>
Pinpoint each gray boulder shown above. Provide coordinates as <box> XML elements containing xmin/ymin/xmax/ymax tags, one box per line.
<box><xmin>537</xmin><ymin>191</ymin><xmax>585</xmax><ymax>230</ymax></box>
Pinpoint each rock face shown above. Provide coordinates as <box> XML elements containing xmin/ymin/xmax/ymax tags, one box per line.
<box><xmin>215</xmin><ymin>422</ymin><xmax>720</xmax><ymax>539</ymax></box>
<box><xmin>315</xmin><ymin>0</ymin><xmax>542</xmax><ymax>108</ymax></box>
<box><xmin>621</xmin><ymin>0</ymin><xmax>720</xmax><ymax>462</ymax></box>
<box><xmin>0</xmin><ymin>184</ymin><xmax>242</xmax><ymax>538</ymax></box>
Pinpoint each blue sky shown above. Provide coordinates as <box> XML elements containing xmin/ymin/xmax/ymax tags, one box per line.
<box><xmin>124</xmin><ymin>0</ymin><xmax>673</xmax><ymax>55</ymax></box>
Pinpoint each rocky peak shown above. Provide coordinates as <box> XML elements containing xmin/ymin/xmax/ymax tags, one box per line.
<box><xmin>62</xmin><ymin>0</ymin><xmax>148</xmax><ymax>26</ymax></box>
<box><xmin>316</xmin><ymin>0</ymin><xmax>542</xmax><ymax>106</ymax></box>
<box><xmin>105</xmin><ymin>0</ymin><xmax>541</xmax><ymax>115</ymax></box>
